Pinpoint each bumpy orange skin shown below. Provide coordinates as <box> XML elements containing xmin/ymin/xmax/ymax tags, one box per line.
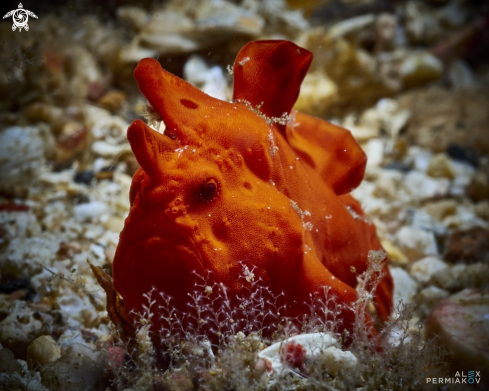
<box><xmin>112</xmin><ymin>40</ymin><xmax>393</xmax><ymax>339</ymax></box>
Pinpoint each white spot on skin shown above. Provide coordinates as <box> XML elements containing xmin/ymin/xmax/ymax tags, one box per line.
<box><xmin>175</xmin><ymin>145</ymin><xmax>188</xmax><ymax>156</ymax></box>
<box><xmin>239</xmin><ymin>57</ymin><xmax>250</xmax><ymax>66</ymax></box>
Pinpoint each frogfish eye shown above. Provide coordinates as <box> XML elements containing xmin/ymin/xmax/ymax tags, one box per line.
<box><xmin>200</xmin><ymin>178</ymin><xmax>218</xmax><ymax>201</ymax></box>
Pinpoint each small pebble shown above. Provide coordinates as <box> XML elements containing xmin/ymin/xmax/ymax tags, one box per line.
<box><xmin>431</xmin><ymin>263</ymin><xmax>489</xmax><ymax>292</ymax></box>
<box><xmin>97</xmin><ymin>90</ymin><xmax>126</xmax><ymax>112</ymax></box>
<box><xmin>380</xmin><ymin>239</ymin><xmax>408</xmax><ymax>265</ymax></box>
<box><xmin>423</xmin><ymin>199</ymin><xmax>458</xmax><ymax>222</ymax></box>
<box><xmin>27</xmin><ymin>335</ymin><xmax>61</xmax><ymax>369</ymax></box>
<box><xmin>444</xmin><ymin>227</ymin><xmax>489</xmax><ymax>265</ymax></box>
<box><xmin>40</xmin><ymin>343</ymin><xmax>107</xmax><ymax>391</ymax></box>
<box><xmin>103</xmin><ymin>216</ymin><xmax>125</xmax><ymax>233</ymax></box>
<box><xmin>390</xmin><ymin>267</ymin><xmax>418</xmax><ymax>306</ymax></box>
<box><xmin>0</xmin><ymin>278</ymin><xmax>32</xmax><ymax>294</ymax></box>
<box><xmin>426</xmin><ymin>153</ymin><xmax>454</xmax><ymax>179</ymax></box>
<box><xmin>73</xmin><ymin>201</ymin><xmax>109</xmax><ymax>222</ymax></box>
<box><xmin>467</xmin><ymin>172</ymin><xmax>489</xmax><ymax>203</ymax></box>
<box><xmin>0</xmin><ymin>347</ymin><xmax>24</xmax><ymax>374</ymax></box>
<box><xmin>383</xmin><ymin>161</ymin><xmax>411</xmax><ymax>173</ymax></box>
<box><xmin>404</xmin><ymin>171</ymin><xmax>450</xmax><ymax>201</ymax></box>
<box><xmin>74</xmin><ymin>171</ymin><xmax>94</xmax><ymax>185</ymax></box>
<box><xmin>446</xmin><ymin>144</ymin><xmax>478</xmax><ymax>168</ymax></box>
<box><xmin>0</xmin><ymin>301</ymin><xmax>43</xmax><ymax>359</ymax></box>
<box><xmin>425</xmin><ymin>289</ymin><xmax>489</xmax><ymax>379</ymax></box>
<box><xmin>410</xmin><ymin>256</ymin><xmax>448</xmax><ymax>284</ymax></box>
<box><xmin>396</xmin><ymin>226</ymin><xmax>438</xmax><ymax>261</ymax></box>
<box><xmin>417</xmin><ymin>286</ymin><xmax>449</xmax><ymax>318</ymax></box>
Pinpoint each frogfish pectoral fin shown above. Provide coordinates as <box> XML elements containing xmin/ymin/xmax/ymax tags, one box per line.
<box><xmin>287</xmin><ymin>112</ymin><xmax>367</xmax><ymax>195</ymax></box>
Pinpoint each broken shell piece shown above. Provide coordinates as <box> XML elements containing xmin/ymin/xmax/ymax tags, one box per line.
<box><xmin>364</xmin><ymin>139</ymin><xmax>385</xmax><ymax>167</ymax></box>
<box><xmin>92</xmin><ymin>140</ymin><xmax>130</xmax><ymax>159</ymax></box>
<box><xmin>97</xmin><ymin>91</ymin><xmax>127</xmax><ymax>112</ymax></box>
<box><xmin>448</xmin><ymin>59</ymin><xmax>475</xmax><ymax>89</ymax></box>
<box><xmin>405</xmin><ymin>1</ymin><xmax>442</xmax><ymax>45</ymax></box>
<box><xmin>122</xmin><ymin>0</ymin><xmax>264</xmax><ymax>61</ymax></box>
<box><xmin>410</xmin><ymin>256</ymin><xmax>448</xmax><ymax>284</ymax></box>
<box><xmin>24</xmin><ymin>103</ymin><xmax>65</xmax><ymax>134</ymax></box>
<box><xmin>390</xmin><ymin>267</ymin><xmax>419</xmax><ymax>307</ymax></box>
<box><xmin>399</xmin><ymin>51</ymin><xmax>443</xmax><ymax>89</ymax></box>
<box><xmin>56</xmin><ymin>121</ymin><xmax>87</xmax><ymax>164</ymax></box>
<box><xmin>84</xmin><ymin>104</ymin><xmax>112</xmax><ymax>129</ymax></box>
<box><xmin>426</xmin><ymin>153</ymin><xmax>455</xmax><ymax>179</ymax></box>
<box><xmin>91</xmin><ymin>116</ymin><xmax>128</xmax><ymax>144</ymax></box>
<box><xmin>320</xmin><ymin>346</ymin><xmax>358</xmax><ymax>377</ymax></box>
<box><xmin>396</xmin><ymin>225</ymin><xmax>438</xmax><ymax>261</ymax></box>
<box><xmin>327</xmin><ymin>14</ymin><xmax>376</xmax><ymax>40</ymax></box>
<box><xmin>183</xmin><ymin>56</ymin><xmax>229</xmax><ymax>101</ymax></box>
<box><xmin>258</xmin><ymin>332</ymin><xmax>354</xmax><ymax>377</ymax></box>
<box><xmin>339</xmin><ymin>113</ymin><xmax>379</xmax><ymax>143</ymax></box>
<box><xmin>293</xmin><ymin>71</ymin><xmax>337</xmax><ymax>117</ymax></box>
<box><xmin>417</xmin><ymin>286</ymin><xmax>449</xmax><ymax>318</ymax></box>
<box><xmin>73</xmin><ymin>201</ymin><xmax>109</xmax><ymax>222</ymax></box>
<box><xmin>0</xmin><ymin>301</ymin><xmax>43</xmax><ymax>359</ymax></box>
<box><xmin>380</xmin><ymin>239</ymin><xmax>408</xmax><ymax>265</ymax></box>
<box><xmin>0</xmin><ymin>126</ymin><xmax>54</xmax><ymax>188</ymax></box>
<box><xmin>117</xmin><ymin>6</ymin><xmax>148</xmax><ymax>32</ymax></box>
<box><xmin>404</xmin><ymin>171</ymin><xmax>450</xmax><ymax>201</ymax></box>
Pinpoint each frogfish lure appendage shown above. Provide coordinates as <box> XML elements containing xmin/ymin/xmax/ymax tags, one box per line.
<box><xmin>111</xmin><ymin>40</ymin><xmax>394</xmax><ymax>342</ymax></box>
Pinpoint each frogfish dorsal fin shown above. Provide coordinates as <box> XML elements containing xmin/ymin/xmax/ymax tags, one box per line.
<box><xmin>233</xmin><ymin>40</ymin><xmax>312</xmax><ymax>120</ymax></box>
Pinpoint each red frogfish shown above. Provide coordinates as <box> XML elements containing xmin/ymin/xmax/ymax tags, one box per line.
<box><xmin>111</xmin><ymin>40</ymin><xmax>394</xmax><ymax>340</ymax></box>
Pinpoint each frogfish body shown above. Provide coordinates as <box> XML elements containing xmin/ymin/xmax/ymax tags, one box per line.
<box><xmin>112</xmin><ymin>40</ymin><xmax>393</xmax><ymax>340</ymax></box>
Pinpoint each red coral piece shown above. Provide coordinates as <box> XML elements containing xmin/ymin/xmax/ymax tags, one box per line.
<box><xmin>281</xmin><ymin>340</ymin><xmax>307</xmax><ymax>370</ymax></box>
<box><xmin>0</xmin><ymin>202</ymin><xmax>29</xmax><ymax>212</ymax></box>
<box><xmin>106</xmin><ymin>346</ymin><xmax>125</xmax><ymax>371</ymax></box>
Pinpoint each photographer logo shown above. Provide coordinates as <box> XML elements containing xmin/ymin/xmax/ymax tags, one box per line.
<box><xmin>3</xmin><ymin>3</ymin><xmax>37</xmax><ymax>32</ymax></box>
<box><xmin>427</xmin><ymin>371</ymin><xmax>481</xmax><ymax>385</ymax></box>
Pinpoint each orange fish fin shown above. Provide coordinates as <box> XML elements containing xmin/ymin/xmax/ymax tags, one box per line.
<box><xmin>127</xmin><ymin>119</ymin><xmax>178</xmax><ymax>184</ymax></box>
<box><xmin>287</xmin><ymin>111</ymin><xmax>367</xmax><ymax>195</ymax></box>
<box><xmin>233</xmin><ymin>40</ymin><xmax>312</xmax><ymax>120</ymax></box>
